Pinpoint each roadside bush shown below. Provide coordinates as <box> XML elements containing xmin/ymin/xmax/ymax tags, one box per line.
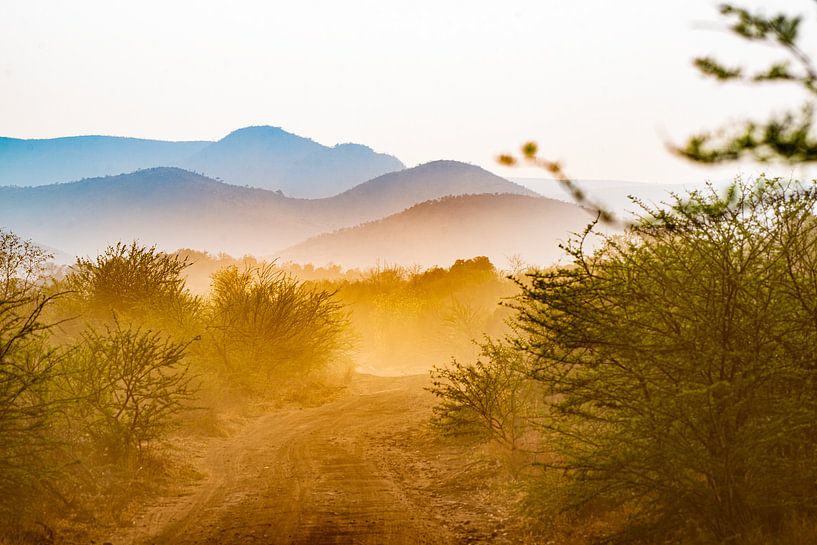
<box><xmin>65</xmin><ymin>242</ymin><xmax>200</xmax><ymax>331</ymax></box>
<box><xmin>62</xmin><ymin>321</ymin><xmax>194</xmax><ymax>464</ymax></box>
<box><xmin>429</xmin><ymin>339</ymin><xmax>536</xmax><ymax>452</ymax></box>
<box><xmin>205</xmin><ymin>265</ymin><xmax>347</xmax><ymax>393</ymax></box>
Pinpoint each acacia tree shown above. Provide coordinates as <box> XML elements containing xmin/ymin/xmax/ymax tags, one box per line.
<box><xmin>514</xmin><ymin>178</ymin><xmax>817</xmax><ymax>543</ymax></box>
<box><xmin>0</xmin><ymin>229</ymin><xmax>52</xmax><ymax>299</ymax></box>
<box><xmin>485</xmin><ymin>3</ymin><xmax>817</xmax><ymax>542</ymax></box>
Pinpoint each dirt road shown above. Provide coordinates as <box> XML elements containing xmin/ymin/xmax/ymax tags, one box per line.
<box><xmin>105</xmin><ymin>374</ymin><xmax>515</xmax><ymax>545</ymax></box>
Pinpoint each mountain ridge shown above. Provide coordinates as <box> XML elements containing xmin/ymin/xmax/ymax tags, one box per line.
<box><xmin>0</xmin><ymin>126</ymin><xmax>404</xmax><ymax>196</ymax></box>
<box><xmin>279</xmin><ymin>193</ymin><xmax>592</xmax><ymax>269</ymax></box>
<box><xmin>0</xmin><ymin>162</ymin><xmax>540</xmax><ymax>259</ymax></box>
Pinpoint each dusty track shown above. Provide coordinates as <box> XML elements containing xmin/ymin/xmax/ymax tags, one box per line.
<box><xmin>109</xmin><ymin>374</ymin><xmax>465</xmax><ymax>545</ymax></box>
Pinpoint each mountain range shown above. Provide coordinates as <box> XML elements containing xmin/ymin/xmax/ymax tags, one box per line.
<box><xmin>0</xmin><ymin>161</ymin><xmax>548</xmax><ymax>260</ymax></box>
<box><xmin>0</xmin><ymin>126</ymin><xmax>404</xmax><ymax>197</ymax></box>
<box><xmin>0</xmin><ymin>127</ymin><xmax>629</xmax><ymax>269</ymax></box>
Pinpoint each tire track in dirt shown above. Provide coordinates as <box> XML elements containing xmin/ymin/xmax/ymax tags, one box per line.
<box><xmin>111</xmin><ymin>374</ymin><xmax>453</xmax><ymax>545</ymax></box>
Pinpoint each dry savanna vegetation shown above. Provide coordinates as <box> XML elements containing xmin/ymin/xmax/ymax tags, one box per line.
<box><xmin>0</xmin><ymin>233</ymin><xmax>527</xmax><ymax>543</ymax></box>
<box><xmin>4</xmin><ymin>3</ymin><xmax>817</xmax><ymax>544</ymax></box>
<box><xmin>0</xmin><ymin>237</ymin><xmax>352</xmax><ymax>541</ymax></box>
<box><xmin>4</xmin><ymin>176</ymin><xmax>817</xmax><ymax>545</ymax></box>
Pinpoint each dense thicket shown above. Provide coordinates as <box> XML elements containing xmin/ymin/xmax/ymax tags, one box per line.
<box><xmin>426</xmin><ymin>178</ymin><xmax>817</xmax><ymax>543</ymax></box>
<box><xmin>512</xmin><ymin>178</ymin><xmax>817</xmax><ymax>543</ymax></box>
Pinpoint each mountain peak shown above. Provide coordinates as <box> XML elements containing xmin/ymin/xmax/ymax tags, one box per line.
<box><xmin>410</xmin><ymin>160</ymin><xmax>483</xmax><ymax>172</ymax></box>
<box><xmin>185</xmin><ymin>127</ymin><xmax>404</xmax><ymax>198</ymax></box>
<box><xmin>220</xmin><ymin>125</ymin><xmax>309</xmax><ymax>142</ymax></box>
<box><xmin>332</xmin><ymin>142</ymin><xmax>375</xmax><ymax>153</ymax></box>
<box><xmin>337</xmin><ymin>160</ymin><xmax>538</xmax><ymax>200</ymax></box>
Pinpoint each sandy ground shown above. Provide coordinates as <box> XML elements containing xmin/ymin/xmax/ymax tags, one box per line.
<box><xmin>94</xmin><ymin>374</ymin><xmax>523</xmax><ymax>545</ymax></box>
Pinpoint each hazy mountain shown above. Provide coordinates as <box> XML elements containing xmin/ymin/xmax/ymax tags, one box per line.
<box><xmin>314</xmin><ymin>160</ymin><xmax>537</xmax><ymax>220</ymax></box>
<box><xmin>181</xmin><ymin>126</ymin><xmax>405</xmax><ymax>198</ymax></box>
<box><xmin>0</xmin><ymin>161</ymin><xmax>537</xmax><ymax>259</ymax></box>
<box><xmin>0</xmin><ymin>136</ymin><xmax>209</xmax><ymax>187</ymax></box>
<box><xmin>279</xmin><ymin>194</ymin><xmax>593</xmax><ymax>269</ymax></box>
<box><xmin>0</xmin><ymin>168</ymin><xmax>294</xmax><ymax>257</ymax></box>
<box><xmin>0</xmin><ymin>127</ymin><xmax>404</xmax><ymax>197</ymax></box>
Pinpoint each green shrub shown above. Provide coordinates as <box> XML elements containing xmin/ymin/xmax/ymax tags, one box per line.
<box><xmin>62</xmin><ymin>321</ymin><xmax>194</xmax><ymax>463</ymax></box>
<box><xmin>429</xmin><ymin>339</ymin><xmax>535</xmax><ymax>451</ymax></box>
<box><xmin>65</xmin><ymin>242</ymin><xmax>200</xmax><ymax>331</ymax></box>
<box><xmin>516</xmin><ymin>178</ymin><xmax>817</xmax><ymax>543</ymax></box>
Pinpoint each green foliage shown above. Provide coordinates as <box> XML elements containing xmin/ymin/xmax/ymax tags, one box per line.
<box><xmin>719</xmin><ymin>4</ymin><xmax>802</xmax><ymax>44</ymax></box>
<box><xmin>515</xmin><ymin>178</ymin><xmax>817</xmax><ymax>543</ymax></box>
<box><xmin>429</xmin><ymin>339</ymin><xmax>535</xmax><ymax>451</ymax></box>
<box><xmin>676</xmin><ymin>2</ymin><xmax>817</xmax><ymax>164</ymax></box>
<box><xmin>61</xmin><ymin>321</ymin><xmax>194</xmax><ymax>463</ymax></box>
<box><xmin>205</xmin><ymin>265</ymin><xmax>347</xmax><ymax>392</ymax></box>
<box><xmin>693</xmin><ymin>56</ymin><xmax>743</xmax><ymax>81</ymax></box>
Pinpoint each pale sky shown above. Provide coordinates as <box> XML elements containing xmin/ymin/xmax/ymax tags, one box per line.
<box><xmin>1</xmin><ymin>0</ymin><xmax>812</xmax><ymax>183</ymax></box>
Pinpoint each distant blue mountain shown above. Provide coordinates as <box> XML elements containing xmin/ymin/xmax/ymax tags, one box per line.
<box><xmin>0</xmin><ymin>135</ymin><xmax>208</xmax><ymax>187</ymax></box>
<box><xmin>0</xmin><ymin>126</ymin><xmax>404</xmax><ymax>197</ymax></box>
<box><xmin>180</xmin><ymin>126</ymin><xmax>405</xmax><ymax>198</ymax></box>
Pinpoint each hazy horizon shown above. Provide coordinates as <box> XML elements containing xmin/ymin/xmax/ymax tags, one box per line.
<box><xmin>3</xmin><ymin>0</ymin><xmax>811</xmax><ymax>185</ymax></box>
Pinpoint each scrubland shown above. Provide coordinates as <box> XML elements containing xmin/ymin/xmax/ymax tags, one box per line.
<box><xmin>3</xmin><ymin>178</ymin><xmax>817</xmax><ymax>545</ymax></box>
